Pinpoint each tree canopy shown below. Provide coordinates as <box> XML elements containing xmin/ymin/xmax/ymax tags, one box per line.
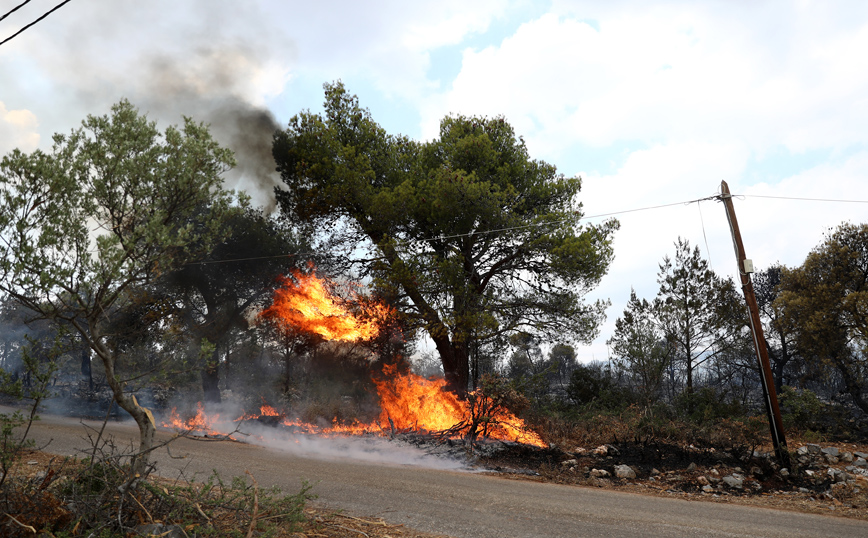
<box><xmin>777</xmin><ymin>222</ymin><xmax>868</xmax><ymax>414</ymax></box>
<box><xmin>0</xmin><ymin>100</ymin><xmax>236</xmax><ymax>476</ymax></box>
<box><xmin>273</xmin><ymin>82</ymin><xmax>618</xmax><ymax>395</ymax></box>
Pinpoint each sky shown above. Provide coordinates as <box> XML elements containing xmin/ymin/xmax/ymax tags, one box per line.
<box><xmin>2</xmin><ymin>0</ymin><xmax>868</xmax><ymax>363</ymax></box>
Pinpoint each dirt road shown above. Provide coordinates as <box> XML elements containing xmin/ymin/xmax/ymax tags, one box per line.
<box><xmin>21</xmin><ymin>411</ymin><xmax>868</xmax><ymax>538</ymax></box>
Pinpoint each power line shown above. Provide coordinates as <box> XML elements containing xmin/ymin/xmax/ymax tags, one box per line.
<box><xmin>178</xmin><ymin>191</ymin><xmax>868</xmax><ymax>266</ymax></box>
<box><xmin>0</xmin><ymin>0</ymin><xmax>72</xmax><ymax>48</ymax></box>
<box><xmin>742</xmin><ymin>194</ymin><xmax>868</xmax><ymax>204</ymax></box>
<box><xmin>0</xmin><ymin>0</ymin><xmax>32</xmax><ymax>23</ymax></box>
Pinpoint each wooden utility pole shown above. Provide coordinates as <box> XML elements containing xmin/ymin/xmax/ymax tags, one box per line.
<box><xmin>719</xmin><ymin>181</ymin><xmax>789</xmax><ymax>467</ymax></box>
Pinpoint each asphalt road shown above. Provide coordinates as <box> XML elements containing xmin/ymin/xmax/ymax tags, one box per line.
<box><xmin>18</xmin><ymin>410</ymin><xmax>868</xmax><ymax>538</ymax></box>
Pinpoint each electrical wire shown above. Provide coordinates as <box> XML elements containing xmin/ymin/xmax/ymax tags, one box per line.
<box><xmin>0</xmin><ymin>0</ymin><xmax>72</xmax><ymax>48</ymax></box>
<box><xmin>742</xmin><ymin>194</ymin><xmax>868</xmax><ymax>204</ymax></box>
<box><xmin>179</xmin><ymin>190</ymin><xmax>868</xmax><ymax>266</ymax></box>
<box><xmin>0</xmin><ymin>0</ymin><xmax>32</xmax><ymax>23</ymax></box>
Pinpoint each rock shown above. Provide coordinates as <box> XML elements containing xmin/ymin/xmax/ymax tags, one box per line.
<box><xmin>841</xmin><ymin>452</ymin><xmax>854</xmax><ymax>463</ymax></box>
<box><xmin>573</xmin><ymin>447</ymin><xmax>589</xmax><ymax>456</ymax></box>
<box><xmin>650</xmin><ymin>468</ymin><xmax>661</xmax><ymax>476</ymax></box>
<box><xmin>697</xmin><ymin>476</ymin><xmax>710</xmax><ymax>486</ymax></box>
<box><xmin>780</xmin><ymin>468</ymin><xmax>790</xmax><ymax>479</ymax></box>
<box><xmin>606</xmin><ymin>444</ymin><xmax>621</xmax><ymax>456</ymax></box>
<box><xmin>561</xmin><ymin>459</ymin><xmax>578</xmax><ymax>467</ymax></box>
<box><xmin>854</xmin><ymin>458</ymin><xmax>867</xmax><ymax>468</ymax></box>
<box><xmin>824</xmin><ymin>453</ymin><xmax>839</xmax><ymax>464</ymax></box>
<box><xmin>750</xmin><ymin>481</ymin><xmax>763</xmax><ymax>491</ymax></box>
<box><xmin>723</xmin><ymin>474</ymin><xmax>744</xmax><ymax>489</ymax></box>
<box><xmin>709</xmin><ymin>468</ymin><xmax>720</xmax><ymax>476</ymax></box>
<box><xmin>702</xmin><ymin>485</ymin><xmax>715</xmax><ymax>493</ymax></box>
<box><xmin>853</xmin><ymin>451</ymin><xmax>868</xmax><ymax>459</ymax></box>
<box><xmin>593</xmin><ymin>445</ymin><xmax>609</xmax><ymax>456</ymax></box>
<box><xmin>805</xmin><ymin>444</ymin><xmax>822</xmax><ymax>454</ymax></box>
<box><xmin>589</xmin><ymin>468</ymin><xmax>610</xmax><ymax>478</ymax></box>
<box><xmin>797</xmin><ymin>446</ymin><xmax>810</xmax><ymax>456</ymax></box>
<box><xmin>686</xmin><ymin>463</ymin><xmax>698</xmax><ymax>472</ymax></box>
<box><xmin>821</xmin><ymin>446</ymin><xmax>840</xmax><ymax>458</ymax></box>
<box><xmin>614</xmin><ymin>465</ymin><xmax>636</xmax><ymax>479</ymax></box>
<box><xmin>750</xmin><ymin>466</ymin><xmax>763</xmax><ymax>477</ymax></box>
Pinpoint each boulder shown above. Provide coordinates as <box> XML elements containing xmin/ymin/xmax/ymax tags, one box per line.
<box><xmin>821</xmin><ymin>446</ymin><xmax>840</xmax><ymax>458</ymax></box>
<box><xmin>589</xmin><ymin>468</ymin><xmax>610</xmax><ymax>478</ymax></box>
<box><xmin>722</xmin><ymin>474</ymin><xmax>744</xmax><ymax>489</ymax></box>
<box><xmin>614</xmin><ymin>465</ymin><xmax>636</xmax><ymax>479</ymax></box>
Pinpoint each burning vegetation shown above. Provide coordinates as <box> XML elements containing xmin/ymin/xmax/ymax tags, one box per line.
<box><xmin>163</xmin><ymin>268</ymin><xmax>546</xmax><ymax>448</ymax></box>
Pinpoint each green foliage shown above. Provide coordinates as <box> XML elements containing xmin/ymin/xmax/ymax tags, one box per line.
<box><xmin>777</xmin><ymin>222</ymin><xmax>868</xmax><ymax>414</ymax></box>
<box><xmin>674</xmin><ymin>387</ymin><xmax>746</xmax><ymax>425</ymax></box>
<box><xmin>777</xmin><ymin>386</ymin><xmax>826</xmax><ymax>431</ymax></box>
<box><xmin>0</xmin><ymin>100</ymin><xmax>237</xmax><ymax>473</ymax></box>
<box><xmin>566</xmin><ymin>364</ymin><xmax>633</xmax><ymax>412</ymax></box>
<box><xmin>655</xmin><ymin>238</ymin><xmax>748</xmax><ymax>399</ymax></box>
<box><xmin>273</xmin><ymin>81</ymin><xmax>618</xmax><ymax>393</ymax></box>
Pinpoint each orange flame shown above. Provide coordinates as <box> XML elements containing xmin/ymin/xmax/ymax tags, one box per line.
<box><xmin>163</xmin><ymin>267</ymin><xmax>545</xmax><ymax>447</ymax></box>
<box><xmin>259</xmin><ymin>269</ymin><xmax>391</xmax><ymax>342</ymax></box>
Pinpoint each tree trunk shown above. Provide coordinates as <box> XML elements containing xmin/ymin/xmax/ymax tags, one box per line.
<box><xmin>202</xmin><ymin>344</ymin><xmax>221</xmax><ymax>403</ymax></box>
<box><xmin>92</xmin><ymin>336</ymin><xmax>155</xmax><ymax>482</ymax></box>
<box><xmin>80</xmin><ymin>345</ymin><xmax>92</xmax><ymax>391</ymax></box>
<box><xmin>433</xmin><ymin>335</ymin><xmax>470</xmax><ymax>398</ymax></box>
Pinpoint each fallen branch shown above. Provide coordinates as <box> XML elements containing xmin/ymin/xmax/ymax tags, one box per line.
<box><xmin>4</xmin><ymin>512</ymin><xmax>36</xmax><ymax>534</ymax></box>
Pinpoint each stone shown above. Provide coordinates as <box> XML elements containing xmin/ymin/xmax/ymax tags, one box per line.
<box><xmin>853</xmin><ymin>451</ymin><xmax>868</xmax><ymax>459</ymax></box>
<box><xmin>561</xmin><ymin>459</ymin><xmax>578</xmax><ymax>467</ymax></box>
<box><xmin>841</xmin><ymin>452</ymin><xmax>854</xmax><ymax>463</ymax></box>
<box><xmin>697</xmin><ymin>476</ymin><xmax>710</xmax><ymax>486</ymax></box>
<box><xmin>797</xmin><ymin>446</ymin><xmax>810</xmax><ymax>456</ymax></box>
<box><xmin>750</xmin><ymin>466</ymin><xmax>763</xmax><ymax>477</ymax></box>
<box><xmin>854</xmin><ymin>458</ymin><xmax>867</xmax><ymax>468</ymax></box>
<box><xmin>723</xmin><ymin>474</ymin><xmax>744</xmax><ymax>489</ymax></box>
<box><xmin>780</xmin><ymin>468</ymin><xmax>790</xmax><ymax>479</ymax></box>
<box><xmin>821</xmin><ymin>446</ymin><xmax>840</xmax><ymax>457</ymax></box>
<box><xmin>709</xmin><ymin>468</ymin><xmax>720</xmax><ymax>476</ymax></box>
<box><xmin>614</xmin><ymin>465</ymin><xmax>636</xmax><ymax>479</ymax></box>
<box><xmin>805</xmin><ymin>443</ymin><xmax>821</xmax><ymax>454</ymax></box>
<box><xmin>650</xmin><ymin>468</ymin><xmax>661</xmax><ymax>476</ymax></box>
<box><xmin>589</xmin><ymin>468</ymin><xmax>610</xmax><ymax>478</ymax></box>
<box><xmin>824</xmin><ymin>454</ymin><xmax>839</xmax><ymax>464</ymax></box>
<box><xmin>573</xmin><ymin>447</ymin><xmax>589</xmax><ymax>456</ymax></box>
<box><xmin>593</xmin><ymin>445</ymin><xmax>609</xmax><ymax>456</ymax></box>
<box><xmin>702</xmin><ymin>485</ymin><xmax>715</xmax><ymax>493</ymax></box>
<box><xmin>686</xmin><ymin>463</ymin><xmax>698</xmax><ymax>472</ymax></box>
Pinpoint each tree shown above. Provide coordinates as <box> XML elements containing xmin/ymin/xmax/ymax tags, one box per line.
<box><xmin>753</xmin><ymin>265</ymin><xmax>798</xmax><ymax>392</ymax></box>
<box><xmin>655</xmin><ymin>238</ymin><xmax>747</xmax><ymax>403</ymax></box>
<box><xmin>165</xmin><ymin>207</ymin><xmax>310</xmax><ymax>402</ymax></box>
<box><xmin>777</xmin><ymin>222</ymin><xmax>868</xmax><ymax>414</ymax></box>
<box><xmin>0</xmin><ymin>100</ymin><xmax>235</xmax><ymax>479</ymax></box>
<box><xmin>607</xmin><ymin>289</ymin><xmax>671</xmax><ymax>406</ymax></box>
<box><xmin>273</xmin><ymin>82</ymin><xmax>618</xmax><ymax>395</ymax></box>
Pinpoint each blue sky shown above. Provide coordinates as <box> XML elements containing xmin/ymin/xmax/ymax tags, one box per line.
<box><xmin>2</xmin><ymin>0</ymin><xmax>868</xmax><ymax>363</ymax></box>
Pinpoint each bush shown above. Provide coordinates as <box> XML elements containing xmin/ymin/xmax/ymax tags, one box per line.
<box><xmin>675</xmin><ymin>387</ymin><xmax>746</xmax><ymax>425</ymax></box>
<box><xmin>778</xmin><ymin>386</ymin><xmax>825</xmax><ymax>432</ymax></box>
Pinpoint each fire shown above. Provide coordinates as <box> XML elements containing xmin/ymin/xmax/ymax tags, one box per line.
<box><xmin>162</xmin><ymin>266</ymin><xmax>545</xmax><ymax>448</ymax></box>
<box><xmin>163</xmin><ymin>370</ymin><xmax>546</xmax><ymax>448</ymax></box>
<box><xmin>259</xmin><ymin>269</ymin><xmax>392</xmax><ymax>342</ymax></box>
<box><xmin>164</xmin><ymin>402</ymin><xmax>230</xmax><ymax>438</ymax></box>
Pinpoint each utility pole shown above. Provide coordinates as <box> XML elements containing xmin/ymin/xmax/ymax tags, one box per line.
<box><xmin>719</xmin><ymin>181</ymin><xmax>789</xmax><ymax>467</ymax></box>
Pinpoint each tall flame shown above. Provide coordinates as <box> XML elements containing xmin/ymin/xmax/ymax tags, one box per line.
<box><xmin>259</xmin><ymin>269</ymin><xmax>390</xmax><ymax>342</ymax></box>
<box><xmin>162</xmin><ymin>267</ymin><xmax>545</xmax><ymax>448</ymax></box>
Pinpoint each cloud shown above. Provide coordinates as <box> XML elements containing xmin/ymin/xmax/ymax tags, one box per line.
<box><xmin>0</xmin><ymin>103</ymin><xmax>39</xmax><ymax>155</ymax></box>
<box><xmin>424</xmin><ymin>3</ymin><xmax>868</xmax><ymax>166</ymax></box>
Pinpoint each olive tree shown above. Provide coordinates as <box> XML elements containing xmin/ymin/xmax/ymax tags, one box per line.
<box><xmin>0</xmin><ymin>100</ymin><xmax>235</xmax><ymax>478</ymax></box>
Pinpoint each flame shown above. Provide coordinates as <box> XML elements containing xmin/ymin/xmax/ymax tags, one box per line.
<box><xmin>259</xmin><ymin>269</ymin><xmax>392</xmax><ymax>342</ymax></box>
<box><xmin>164</xmin><ymin>402</ymin><xmax>229</xmax><ymax>438</ymax></box>
<box><xmin>163</xmin><ymin>370</ymin><xmax>545</xmax><ymax>448</ymax></box>
<box><xmin>162</xmin><ymin>267</ymin><xmax>545</xmax><ymax>447</ymax></box>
